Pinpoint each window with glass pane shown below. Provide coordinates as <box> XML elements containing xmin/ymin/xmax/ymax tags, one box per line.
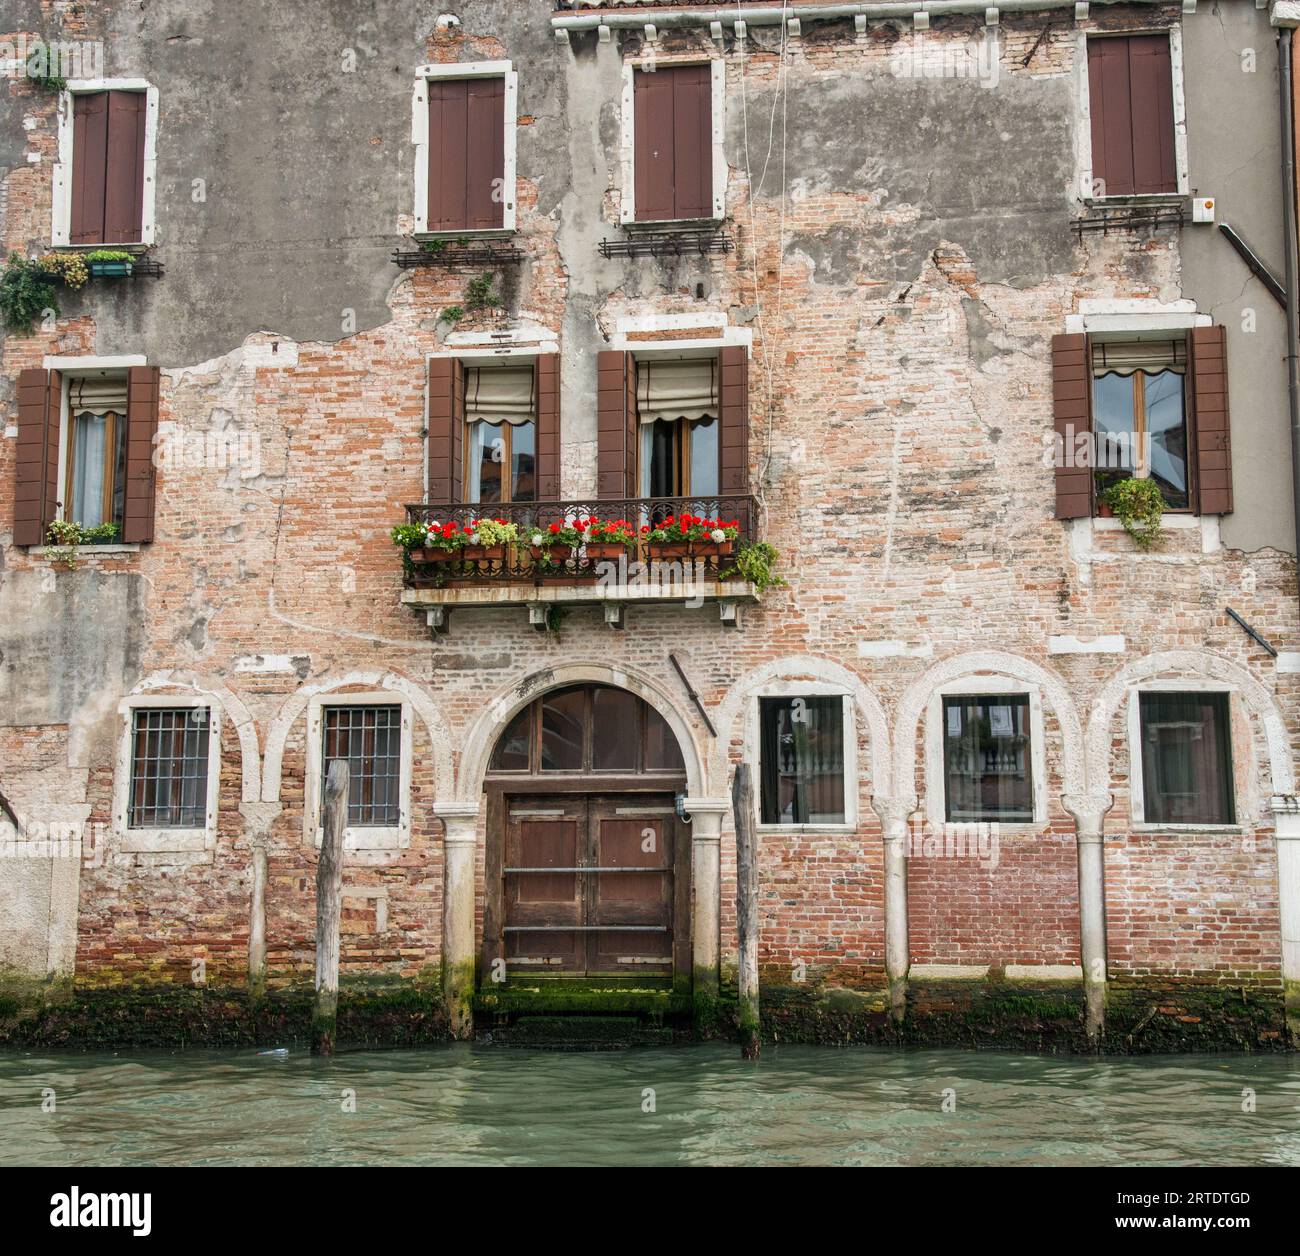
<box><xmin>128</xmin><ymin>707</ymin><xmax>210</xmax><ymax>829</ymax></box>
<box><xmin>1091</xmin><ymin>340</ymin><xmax>1189</xmax><ymax>510</ymax></box>
<box><xmin>67</xmin><ymin>408</ymin><xmax>127</xmax><ymax>528</ymax></box>
<box><xmin>540</xmin><ymin>687</ymin><xmax>585</xmax><ymax>771</ymax></box>
<box><xmin>322</xmin><ymin>705</ymin><xmax>402</xmax><ymax>826</ymax></box>
<box><xmin>759</xmin><ymin>696</ymin><xmax>846</xmax><ymax>825</ymax></box>
<box><xmin>1138</xmin><ymin>691</ymin><xmax>1235</xmax><ymax>825</ymax></box>
<box><xmin>942</xmin><ymin>695</ymin><xmax>1033</xmax><ymax>822</ymax></box>
<box><xmin>464</xmin><ymin>364</ymin><xmax>536</xmax><ymax>504</ymax></box>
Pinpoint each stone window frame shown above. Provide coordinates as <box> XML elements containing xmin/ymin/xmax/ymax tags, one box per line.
<box><xmin>746</xmin><ymin>680</ymin><xmax>858</xmax><ymax>836</ymax></box>
<box><xmin>1125</xmin><ymin>680</ymin><xmax>1249</xmax><ymax>833</ymax></box>
<box><xmin>51</xmin><ymin>77</ymin><xmax>160</xmax><ymax>248</ymax></box>
<box><xmin>618</xmin><ymin>53</ymin><xmax>727</xmax><ymax>226</ymax></box>
<box><xmin>113</xmin><ymin>693</ymin><xmax>221</xmax><ymax>854</ymax></box>
<box><xmin>303</xmin><ymin>690</ymin><xmax>413</xmax><ymax>853</ymax></box>
<box><xmin>924</xmin><ymin>676</ymin><xmax>1050</xmax><ymax>834</ymax></box>
<box><xmin>1074</xmin><ymin>26</ymin><xmax>1190</xmax><ymax>204</ymax></box>
<box><xmin>411</xmin><ymin>59</ymin><xmax>519</xmax><ymax>237</ymax></box>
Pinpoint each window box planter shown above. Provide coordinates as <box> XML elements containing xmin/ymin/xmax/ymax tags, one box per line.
<box><xmin>582</xmin><ymin>542</ymin><xmax>633</xmax><ymax>562</ymax></box>
<box><xmin>529</xmin><ymin>543</ymin><xmax>574</xmax><ymax>564</ymax></box>
<box><xmin>647</xmin><ymin>539</ymin><xmax>734</xmax><ymax>560</ymax></box>
<box><xmin>409</xmin><ymin>547</ymin><xmax>460</xmax><ymax>564</ymax></box>
<box><xmin>89</xmin><ymin>259</ymin><xmax>134</xmax><ymax>278</ymax></box>
<box><xmin>460</xmin><ymin>544</ymin><xmax>507</xmax><ymax>562</ymax></box>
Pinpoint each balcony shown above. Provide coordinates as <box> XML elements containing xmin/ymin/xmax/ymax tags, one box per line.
<box><xmin>397</xmin><ymin>495</ymin><xmax>763</xmax><ymax>634</ymax></box>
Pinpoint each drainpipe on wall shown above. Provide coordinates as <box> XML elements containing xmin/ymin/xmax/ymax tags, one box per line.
<box><xmin>1279</xmin><ymin>29</ymin><xmax>1300</xmax><ymax>593</ymax></box>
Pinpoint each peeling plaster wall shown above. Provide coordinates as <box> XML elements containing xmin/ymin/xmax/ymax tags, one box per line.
<box><xmin>0</xmin><ymin>3</ymin><xmax>1296</xmax><ymax>993</ymax></box>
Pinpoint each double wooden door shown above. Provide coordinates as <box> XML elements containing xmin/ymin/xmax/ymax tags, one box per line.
<box><xmin>492</xmin><ymin>793</ymin><xmax>688</xmax><ymax>979</ymax></box>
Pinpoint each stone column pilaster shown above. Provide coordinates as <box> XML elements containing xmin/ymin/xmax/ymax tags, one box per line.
<box><xmin>872</xmin><ymin>795</ymin><xmax>917</xmax><ymax>1024</ymax></box>
<box><xmin>1270</xmin><ymin>796</ymin><xmax>1300</xmax><ymax>1046</ymax></box>
<box><xmin>434</xmin><ymin>803</ymin><xmax>480</xmax><ymax>1039</ymax></box>
<box><xmin>1063</xmin><ymin>791</ymin><xmax>1114</xmax><ymax>1042</ymax></box>
<box><xmin>240</xmin><ymin>801</ymin><xmax>282</xmax><ymax>1003</ymax></box>
<box><xmin>683</xmin><ymin>797</ymin><xmax>728</xmax><ymax>1025</ymax></box>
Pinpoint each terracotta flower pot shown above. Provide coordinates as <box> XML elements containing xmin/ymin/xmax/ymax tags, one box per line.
<box><xmin>583</xmin><ymin>542</ymin><xmax>630</xmax><ymax>560</ymax></box>
<box><xmin>529</xmin><ymin>543</ymin><xmax>573</xmax><ymax>563</ymax></box>
<box><xmin>460</xmin><ymin>544</ymin><xmax>506</xmax><ymax>561</ymax></box>
<box><xmin>409</xmin><ymin>547</ymin><xmax>460</xmax><ymax>563</ymax></box>
<box><xmin>647</xmin><ymin>541</ymin><xmax>693</xmax><ymax>559</ymax></box>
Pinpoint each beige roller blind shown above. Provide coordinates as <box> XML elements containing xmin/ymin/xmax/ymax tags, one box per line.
<box><xmin>1091</xmin><ymin>338</ymin><xmax>1187</xmax><ymax>375</ymax></box>
<box><xmin>67</xmin><ymin>373</ymin><xmax>130</xmax><ymax>413</ymax></box>
<box><xmin>464</xmin><ymin>365</ymin><xmax>535</xmax><ymax>426</ymax></box>
<box><xmin>635</xmin><ymin>357</ymin><xmax>718</xmax><ymax>424</ymax></box>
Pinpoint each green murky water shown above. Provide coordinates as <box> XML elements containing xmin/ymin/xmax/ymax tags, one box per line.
<box><xmin>1</xmin><ymin>1045</ymin><xmax>1298</xmax><ymax>1167</ymax></box>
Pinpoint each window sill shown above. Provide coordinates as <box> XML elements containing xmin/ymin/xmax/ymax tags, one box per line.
<box><xmin>1082</xmin><ymin>193</ymin><xmax>1185</xmax><ymax>207</ymax></box>
<box><xmin>623</xmin><ymin>216</ymin><xmax>725</xmax><ymax>231</ymax></box>
<box><xmin>48</xmin><ymin>241</ymin><xmax>150</xmax><ymax>254</ymax></box>
<box><xmin>756</xmin><ymin>823</ymin><xmax>855</xmax><ymax>836</ymax></box>
<box><xmin>414</xmin><ymin>228</ymin><xmax>516</xmax><ymax>243</ymax></box>
<box><xmin>121</xmin><ymin>828</ymin><xmax>210</xmax><ymax>853</ymax></box>
<box><xmin>1092</xmin><ymin>515</ymin><xmax>1200</xmax><ymax>532</ymax></box>
<box><xmin>1128</xmin><ymin>823</ymin><xmax>1243</xmax><ymax>835</ymax></box>
<box><xmin>312</xmin><ymin>826</ymin><xmax>409</xmax><ymax>852</ymax></box>
<box><xmin>26</xmin><ymin>543</ymin><xmax>141</xmax><ymax>557</ymax></box>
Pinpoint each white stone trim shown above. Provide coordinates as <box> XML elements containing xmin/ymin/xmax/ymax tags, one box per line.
<box><xmin>1065</xmin><ymin>298</ymin><xmax>1210</xmax><ymax>337</ymax></box>
<box><xmin>1048</xmin><ymin>634</ymin><xmax>1126</xmax><ymax>655</ymax></box>
<box><xmin>43</xmin><ymin>354</ymin><xmax>147</xmax><ymax>370</ymax></box>
<box><xmin>113</xmin><ymin>694</ymin><xmax>221</xmax><ymax>855</ymax></box>
<box><xmin>744</xmin><ymin>684</ymin><xmax>858</xmax><ymax>834</ymax></box>
<box><xmin>1124</xmin><ymin>680</ymin><xmax>1250</xmax><ymax>830</ymax></box>
<box><xmin>619</xmin><ymin>55</ymin><xmax>726</xmax><ymax>225</ymax></box>
<box><xmin>52</xmin><ymin>79</ymin><xmax>159</xmax><ymax>247</ymax></box>
<box><xmin>1075</xmin><ymin>28</ymin><xmax>1190</xmax><ymax>203</ymax></box>
<box><xmin>303</xmin><ymin>691</ymin><xmax>413</xmax><ymax>853</ymax></box>
<box><xmin>412</xmin><ymin>60</ymin><xmax>518</xmax><ymax>236</ymax></box>
<box><xmin>923</xmin><ymin>675</ymin><xmax>1050</xmax><ymax>831</ymax></box>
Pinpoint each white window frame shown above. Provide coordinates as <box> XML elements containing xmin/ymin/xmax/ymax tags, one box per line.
<box><xmin>619</xmin><ymin>55</ymin><xmax>726</xmax><ymax>226</ymax></box>
<box><xmin>113</xmin><ymin>694</ymin><xmax>221</xmax><ymax>854</ymax></box>
<box><xmin>304</xmin><ymin>692</ymin><xmax>413</xmax><ymax>853</ymax></box>
<box><xmin>51</xmin><ymin>78</ymin><xmax>159</xmax><ymax>248</ymax></box>
<box><xmin>1076</xmin><ymin>28</ymin><xmax>1189</xmax><ymax>203</ymax></box>
<box><xmin>925</xmin><ymin>677</ymin><xmax>1049</xmax><ymax>832</ymax></box>
<box><xmin>412</xmin><ymin>60</ymin><xmax>518</xmax><ymax>237</ymax></box>
<box><xmin>748</xmin><ymin>683</ymin><xmax>857</xmax><ymax>834</ymax></box>
<box><xmin>1126</xmin><ymin>681</ymin><xmax>1243</xmax><ymax>831</ymax></box>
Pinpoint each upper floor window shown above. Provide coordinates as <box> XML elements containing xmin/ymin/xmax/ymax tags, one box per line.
<box><xmin>53</xmin><ymin>83</ymin><xmax>157</xmax><ymax>247</ymax></box>
<box><xmin>1086</xmin><ymin>34</ymin><xmax>1178</xmax><ymax>197</ymax></box>
<box><xmin>65</xmin><ymin>374</ymin><xmax>128</xmax><ymax>530</ymax></box>
<box><xmin>1137</xmin><ymin>691</ymin><xmax>1235</xmax><ymax>826</ymax></box>
<box><xmin>466</xmin><ymin>365</ymin><xmax>536</xmax><ymax>503</ymax></box>
<box><xmin>414</xmin><ymin>62</ymin><xmax>517</xmax><ymax>235</ymax></box>
<box><xmin>635</xmin><ymin>356</ymin><xmax>719</xmax><ymax>497</ymax></box>
<box><xmin>1091</xmin><ymin>339</ymin><xmax>1189</xmax><ymax>510</ymax></box>
<box><xmin>624</xmin><ymin>61</ymin><xmax>724</xmax><ymax>224</ymax></box>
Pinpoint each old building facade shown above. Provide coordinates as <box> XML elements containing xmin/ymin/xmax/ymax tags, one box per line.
<box><xmin>2</xmin><ymin>0</ymin><xmax>1299</xmax><ymax>1047</ymax></box>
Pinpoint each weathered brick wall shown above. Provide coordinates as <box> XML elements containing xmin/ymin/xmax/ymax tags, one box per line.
<box><xmin>0</xmin><ymin>4</ymin><xmax>1295</xmax><ymax>1001</ymax></box>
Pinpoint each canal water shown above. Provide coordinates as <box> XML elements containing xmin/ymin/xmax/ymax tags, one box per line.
<box><xmin>1</xmin><ymin>1045</ymin><xmax>1298</xmax><ymax>1167</ymax></box>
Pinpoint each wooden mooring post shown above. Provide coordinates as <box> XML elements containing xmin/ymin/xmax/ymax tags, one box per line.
<box><xmin>312</xmin><ymin>760</ymin><xmax>349</xmax><ymax>1056</ymax></box>
<box><xmin>732</xmin><ymin>762</ymin><xmax>760</xmax><ymax>1059</ymax></box>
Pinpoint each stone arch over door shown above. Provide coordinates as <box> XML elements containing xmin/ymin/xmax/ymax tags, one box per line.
<box><xmin>454</xmin><ymin>661</ymin><xmax>710</xmax><ymax>805</ymax></box>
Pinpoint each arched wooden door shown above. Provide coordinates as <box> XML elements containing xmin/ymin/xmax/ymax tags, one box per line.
<box><xmin>483</xmin><ymin>684</ymin><xmax>690</xmax><ymax>985</ymax></box>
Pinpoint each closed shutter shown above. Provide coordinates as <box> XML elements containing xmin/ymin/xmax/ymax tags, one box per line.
<box><xmin>104</xmin><ymin>90</ymin><xmax>147</xmax><ymax>244</ymax></box>
<box><xmin>428</xmin><ymin>78</ymin><xmax>504</xmax><ymax>232</ymax></box>
<box><xmin>597</xmin><ymin>350</ymin><xmax>635</xmax><ymax>499</ymax></box>
<box><xmin>1052</xmin><ymin>333</ymin><xmax>1093</xmax><ymax>520</ymax></box>
<box><xmin>1087</xmin><ymin>35</ymin><xmax>1176</xmax><ymax>198</ymax></box>
<box><xmin>13</xmin><ymin>368</ymin><xmax>61</xmax><ymax>547</ymax></box>
<box><xmin>70</xmin><ymin>92</ymin><xmax>108</xmax><ymax>244</ymax></box>
<box><xmin>121</xmin><ymin>366</ymin><xmax>160</xmax><ymax>543</ymax></box>
<box><xmin>71</xmin><ymin>90</ymin><xmax>146</xmax><ymax>244</ymax></box>
<box><xmin>427</xmin><ymin>358</ymin><xmax>464</xmax><ymax>502</ymax></box>
<box><xmin>718</xmin><ymin>345</ymin><xmax>749</xmax><ymax>495</ymax></box>
<box><xmin>634</xmin><ymin>64</ymin><xmax>712</xmax><ymax>222</ymax></box>
<box><xmin>1189</xmin><ymin>325</ymin><xmax>1233</xmax><ymax>516</ymax></box>
<box><xmin>535</xmin><ymin>354</ymin><xmax>561</xmax><ymax>501</ymax></box>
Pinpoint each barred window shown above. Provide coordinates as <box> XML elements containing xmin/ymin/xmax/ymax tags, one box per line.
<box><xmin>322</xmin><ymin>705</ymin><xmax>402</xmax><ymax>827</ymax></box>
<box><xmin>128</xmin><ymin>707</ymin><xmax>211</xmax><ymax>829</ymax></box>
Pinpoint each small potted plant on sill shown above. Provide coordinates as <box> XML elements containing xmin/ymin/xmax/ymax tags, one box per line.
<box><xmin>84</xmin><ymin>249</ymin><xmax>136</xmax><ymax>279</ymax></box>
<box><xmin>460</xmin><ymin>517</ymin><xmax>518</xmax><ymax>563</ymax></box>
<box><xmin>644</xmin><ymin>512</ymin><xmax>739</xmax><ymax>559</ymax></box>
<box><xmin>581</xmin><ymin>517</ymin><xmax>639</xmax><ymax>561</ymax></box>
<box><xmin>1098</xmin><ymin>475</ymin><xmax>1165</xmax><ymax>551</ymax></box>
<box><xmin>42</xmin><ymin>519</ymin><xmax>120</xmax><ymax>569</ymax></box>
<box><xmin>529</xmin><ymin>520</ymin><xmax>580</xmax><ymax>566</ymax></box>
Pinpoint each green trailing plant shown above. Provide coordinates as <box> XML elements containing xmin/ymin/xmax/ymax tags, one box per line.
<box><xmin>29</xmin><ymin>72</ymin><xmax>66</xmax><ymax>93</ymax></box>
<box><xmin>1</xmin><ymin>255</ymin><xmax>60</xmax><ymax>334</ymax></box>
<box><xmin>439</xmin><ymin>304</ymin><xmax>465</xmax><ymax>325</ymax></box>
<box><xmin>722</xmin><ymin>541</ymin><xmax>785</xmax><ymax>594</ymax></box>
<box><xmin>439</xmin><ymin>271</ymin><xmax>502</xmax><ymax>327</ymax></box>
<box><xmin>41</xmin><ymin>520</ymin><xmax>120</xmax><ymax>569</ymax></box>
<box><xmin>83</xmin><ymin>249</ymin><xmax>135</xmax><ymax>266</ymax></box>
<box><xmin>1100</xmin><ymin>476</ymin><xmax>1165</xmax><ymax>551</ymax></box>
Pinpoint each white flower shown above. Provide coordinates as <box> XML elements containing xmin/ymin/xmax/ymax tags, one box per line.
<box><xmin>530</xmin><ymin>532</ymin><xmax>544</xmax><ymax>547</ymax></box>
<box><xmin>710</xmin><ymin>528</ymin><xmax>726</xmax><ymax>544</ymax></box>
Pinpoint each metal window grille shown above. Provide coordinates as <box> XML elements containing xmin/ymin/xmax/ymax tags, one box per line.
<box><xmin>128</xmin><ymin>707</ymin><xmax>211</xmax><ymax>829</ymax></box>
<box><xmin>322</xmin><ymin>705</ymin><xmax>402</xmax><ymax>827</ymax></box>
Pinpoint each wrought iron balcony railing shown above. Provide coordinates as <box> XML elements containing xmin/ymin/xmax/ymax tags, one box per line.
<box><xmin>400</xmin><ymin>494</ymin><xmax>758</xmax><ymax>588</ymax></box>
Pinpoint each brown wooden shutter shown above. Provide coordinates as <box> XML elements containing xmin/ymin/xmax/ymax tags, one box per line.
<box><xmin>13</xmin><ymin>369</ymin><xmax>61</xmax><ymax>547</ymax></box>
<box><xmin>466</xmin><ymin>77</ymin><xmax>505</xmax><ymax>231</ymax></box>
<box><xmin>718</xmin><ymin>346</ymin><xmax>749</xmax><ymax>495</ymax></box>
<box><xmin>427</xmin><ymin>358</ymin><xmax>464</xmax><ymax>502</ymax></box>
<box><xmin>1088</xmin><ymin>36</ymin><xmax>1176</xmax><ymax>198</ymax></box>
<box><xmin>635</xmin><ymin>64</ymin><xmax>712</xmax><ymax>222</ymax></box>
<box><xmin>104</xmin><ymin>90</ymin><xmax>147</xmax><ymax>244</ymax></box>
<box><xmin>1189</xmin><ymin>325</ymin><xmax>1233</xmax><ymax>516</ymax></box>
<box><xmin>428</xmin><ymin>77</ymin><xmax>504</xmax><ymax>232</ymax></box>
<box><xmin>71</xmin><ymin>91</ymin><xmax>108</xmax><ymax>244</ymax></box>
<box><xmin>121</xmin><ymin>366</ymin><xmax>160</xmax><ymax>543</ymax></box>
<box><xmin>1052</xmin><ymin>333</ymin><xmax>1093</xmax><ymax>520</ymax></box>
<box><xmin>597</xmin><ymin>350</ymin><xmax>635</xmax><ymax>499</ymax></box>
<box><xmin>535</xmin><ymin>354</ymin><xmax>561</xmax><ymax>501</ymax></box>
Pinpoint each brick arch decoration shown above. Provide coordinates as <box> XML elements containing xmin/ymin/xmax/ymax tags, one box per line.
<box><xmin>454</xmin><ymin>661</ymin><xmax>710</xmax><ymax>804</ymax></box>
<box><xmin>1085</xmin><ymin>649</ymin><xmax>1295</xmax><ymax>801</ymax></box>
<box><xmin>711</xmin><ymin>655</ymin><xmax>892</xmax><ymax>797</ymax></box>
<box><xmin>127</xmin><ymin>671</ymin><xmax>261</xmax><ymax>803</ymax></box>
<box><xmin>893</xmin><ymin>650</ymin><xmax>1087</xmax><ymax>802</ymax></box>
<box><xmin>261</xmin><ymin>669</ymin><xmax>454</xmax><ymax>803</ymax></box>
